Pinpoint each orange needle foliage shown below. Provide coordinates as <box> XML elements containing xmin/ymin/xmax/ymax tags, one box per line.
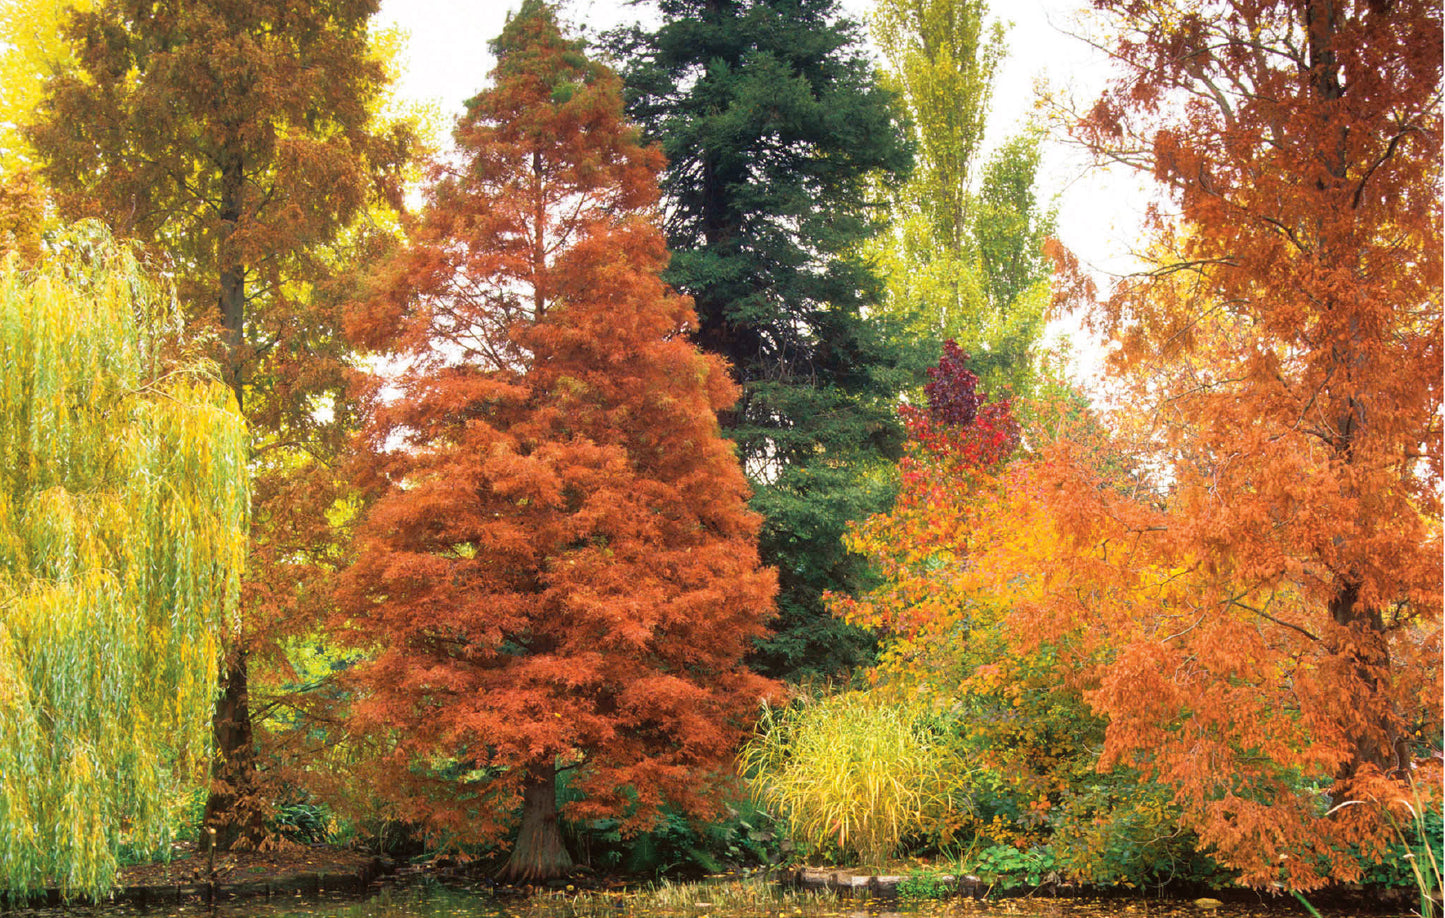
<box><xmin>954</xmin><ymin>0</ymin><xmax>1440</xmax><ymax>890</ymax></box>
<box><xmin>337</xmin><ymin>1</ymin><xmax>776</xmax><ymax>882</ymax></box>
<box><xmin>843</xmin><ymin>0</ymin><xmax>1440</xmax><ymax>889</ymax></box>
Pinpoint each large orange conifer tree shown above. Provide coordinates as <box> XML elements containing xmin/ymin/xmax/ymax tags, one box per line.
<box><xmin>338</xmin><ymin>0</ymin><xmax>776</xmax><ymax>881</ymax></box>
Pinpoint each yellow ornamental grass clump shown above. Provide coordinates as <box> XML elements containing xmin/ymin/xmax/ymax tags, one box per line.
<box><xmin>742</xmin><ymin>692</ymin><xmax>967</xmax><ymax>869</ymax></box>
<box><xmin>0</xmin><ymin>223</ymin><xmax>248</xmax><ymax>902</ymax></box>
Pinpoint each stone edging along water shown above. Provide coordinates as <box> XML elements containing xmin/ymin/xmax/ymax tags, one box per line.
<box><xmin>792</xmin><ymin>867</ymin><xmax>990</xmax><ymax>898</ymax></box>
<box><xmin>791</xmin><ymin>868</ymin><xmax>1423</xmax><ymax>913</ymax></box>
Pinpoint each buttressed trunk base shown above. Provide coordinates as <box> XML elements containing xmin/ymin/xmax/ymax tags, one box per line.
<box><xmin>499</xmin><ymin>762</ymin><xmax>572</xmax><ymax>882</ymax></box>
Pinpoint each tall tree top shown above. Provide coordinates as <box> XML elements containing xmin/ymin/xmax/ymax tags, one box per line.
<box><xmin>32</xmin><ymin>0</ymin><xmax>408</xmax><ymax>241</ymax></box>
<box><xmin>615</xmin><ymin>0</ymin><xmax>911</xmax><ymax>374</ymax></box>
<box><xmin>872</xmin><ymin>0</ymin><xmax>1004</xmax><ymax>248</ymax></box>
<box><xmin>356</xmin><ymin>0</ymin><xmax>662</xmax><ymax>371</ymax></box>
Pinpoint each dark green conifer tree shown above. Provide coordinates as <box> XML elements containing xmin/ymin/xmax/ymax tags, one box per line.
<box><xmin>611</xmin><ymin>0</ymin><xmax>916</xmax><ymax>678</ymax></box>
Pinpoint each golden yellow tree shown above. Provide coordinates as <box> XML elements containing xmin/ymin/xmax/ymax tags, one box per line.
<box><xmin>0</xmin><ymin>0</ymin><xmax>93</xmax><ymax>170</ymax></box>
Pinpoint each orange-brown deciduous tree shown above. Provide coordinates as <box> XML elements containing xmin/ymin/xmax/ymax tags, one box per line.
<box><xmin>27</xmin><ymin>0</ymin><xmax>413</xmax><ymax>849</ymax></box>
<box><xmin>338</xmin><ymin>0</ymin><xmax>776</xmax><ymax>882</ymax></box>
<box><xmin>0</xmin><ymin>171</ymin><xmax>43</xmax><ymax>263</ymax></box>
<box><xmin>976</xmin><ymin>0</ymin><xmax>1442</xmax><ymax>889</ymax></box>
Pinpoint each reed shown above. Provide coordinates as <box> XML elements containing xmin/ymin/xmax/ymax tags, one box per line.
<box><xmin>739</xmin><ymin>694</ymin><xmax>964</xmax><ymax>869</ymax></box>
<box><xmin>1387</xmin><ymin>777</ymin><xmax>1442</xmax><ymax>918</ymax></box>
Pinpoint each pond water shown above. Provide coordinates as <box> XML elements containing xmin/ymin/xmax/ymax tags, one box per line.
<box><xmin>11</xmin><ymin>880</ymin><xmax>1407</xmax><ymax>918</ymax></box>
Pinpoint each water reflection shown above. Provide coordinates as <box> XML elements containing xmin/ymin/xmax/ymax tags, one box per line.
<box><xmin>12</xmin><ymin>879</ymin><xmax>1397</xmax><ymax>918</ymax></box>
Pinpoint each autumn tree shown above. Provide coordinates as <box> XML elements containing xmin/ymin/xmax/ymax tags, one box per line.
<box><xmin>0</xmin><ymin>171</ymin><xmax>43</xmax><ymax>263</ymax></box>
<box><xmin>943</xmin><ymin>0</ymin><xmax>1442</xmax><ymax>888</ymax></box>
<box><xmin>338</xmin><ymin>1</ymin><xmax>776</xmax><ymax>882</ymax></box>
<box><xmin>833</xmin><ymin>344</ymin><xmax>1025</xmax><ymax>756</ymax></box>
<box><xmin>0</xmin><ymin>225</ymin><xmax>248</xmax><ymax>900</ymax></box>
<box><xmin>610</xmin><ymin>0</ymin><xmax>915</xmax><ymax>678</ymax></box>
<box><xmin>835</xmin><ymin>343</ymin><xmax>1020</xmax><ymax>632</ymax></box>
<box><xmin>835</xmin><ymin>352</ymin><xmax>1207</xmax><ymax>885</ymax></box>
<box><xmin>873</xmin><ymin>0</ymin><xmax>1001</xmax><ymax>264</ymax></box>
<box><xmin>27</xmin><ymin>0</ymin><xmax>412</xmax><ymax>848</ymax></box>
<box><xmin>0</xmin><ymin>0</ymin><xmax>94</xmax><ymax>171</ymax></box>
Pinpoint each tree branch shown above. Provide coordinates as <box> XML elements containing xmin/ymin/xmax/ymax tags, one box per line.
<box><xmin>1227</xmin><ymin>597</ymin><xmax>1320</xmax><ymax>642</ymax></box>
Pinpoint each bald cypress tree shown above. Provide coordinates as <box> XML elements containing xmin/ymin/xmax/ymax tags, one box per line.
<box><xmin>340</xmin><ymin>1</ymin><xmax>775</xmax><ymax>881</ymax></box>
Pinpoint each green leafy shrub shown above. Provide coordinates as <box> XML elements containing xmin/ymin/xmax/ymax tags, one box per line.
<box><xmin>897</xmin><ymin>870</ymin><xmax>955</xmax><ymax>900</ymax></box>
<box><xmin>1040</xmin><ymin>775</ymin><xmax>1226</xmax><ymax>889</ymax></box>
<box><xmin>269</xmin><ymin>799</ymin><xmax>333</xmax><ymax>845</ymax></box>
<box><xmin>968</xmin><ymin>843</ymin><xmax>1057</xmax><ymax>890</ymax></box>
<box><xmin>740</xmin><ymin>693</ymin><xmax>967</xmax><ymax>868</ymax></box>
<box><xmin>561</xmin><ymin>778</ymin><xmax>783</xmax><ymax>876</ymax></box>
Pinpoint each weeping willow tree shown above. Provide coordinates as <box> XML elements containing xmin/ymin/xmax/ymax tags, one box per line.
<box><xmin>0</xmin><ymin>224</ymin><xmax>248</xmax><ymax>902</ymax></box>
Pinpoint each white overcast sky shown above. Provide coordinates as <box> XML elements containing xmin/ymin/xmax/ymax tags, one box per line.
<box><xmin>374</xmin><ymin>0</ymin><xmax>1154</xmax><ymax>388</ymax></box>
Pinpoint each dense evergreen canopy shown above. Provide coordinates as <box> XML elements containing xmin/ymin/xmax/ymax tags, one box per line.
<box><xmin>612</xmin><ymin>0</ymin><xmax>917</xmax><ymax>678</ymax></box>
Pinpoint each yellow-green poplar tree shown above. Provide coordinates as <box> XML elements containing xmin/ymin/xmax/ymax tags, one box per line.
<box><xmin>0</xmin><ymin>225</ymin><xmax>248</xmax><ymax>901</ymax></box>
<box><xmin>873</xmin><ymin>0</ymin><xmax>1001</xmax><ymax>261</ymax></box>
<box><xmin>870</xmin><ymin>0</ymin><xmax>1052</xmax><ymax>396</ymax></box>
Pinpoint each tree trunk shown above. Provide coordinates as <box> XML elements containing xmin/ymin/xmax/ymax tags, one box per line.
<box><xmin>203</xmin><ymin>141</ymin><xmax>265</xmax><ymax>850</ymax></box>
<box><xmin>1303</xmin><ymin>0</ymin><xmax>1408</xmax><ymax>791</ymax></box>
<box><xmin>201</xmin><ymin>649</ymin><xmax>267</xmax><ymax>851</ymax></box>
<box><xmin>1328</xmin><ymin>579</ymin><xmax>1407</xmax><ymax>786</ymax></box>
<box><xmin>499</xmin><ymin>762</ymin><xmax>572</xmax><ymax>883</ymax></box>
<box><xmin>217</xmin><ymin>143</ymin><xmax>246</xmax><ymax>409</ymax></box>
